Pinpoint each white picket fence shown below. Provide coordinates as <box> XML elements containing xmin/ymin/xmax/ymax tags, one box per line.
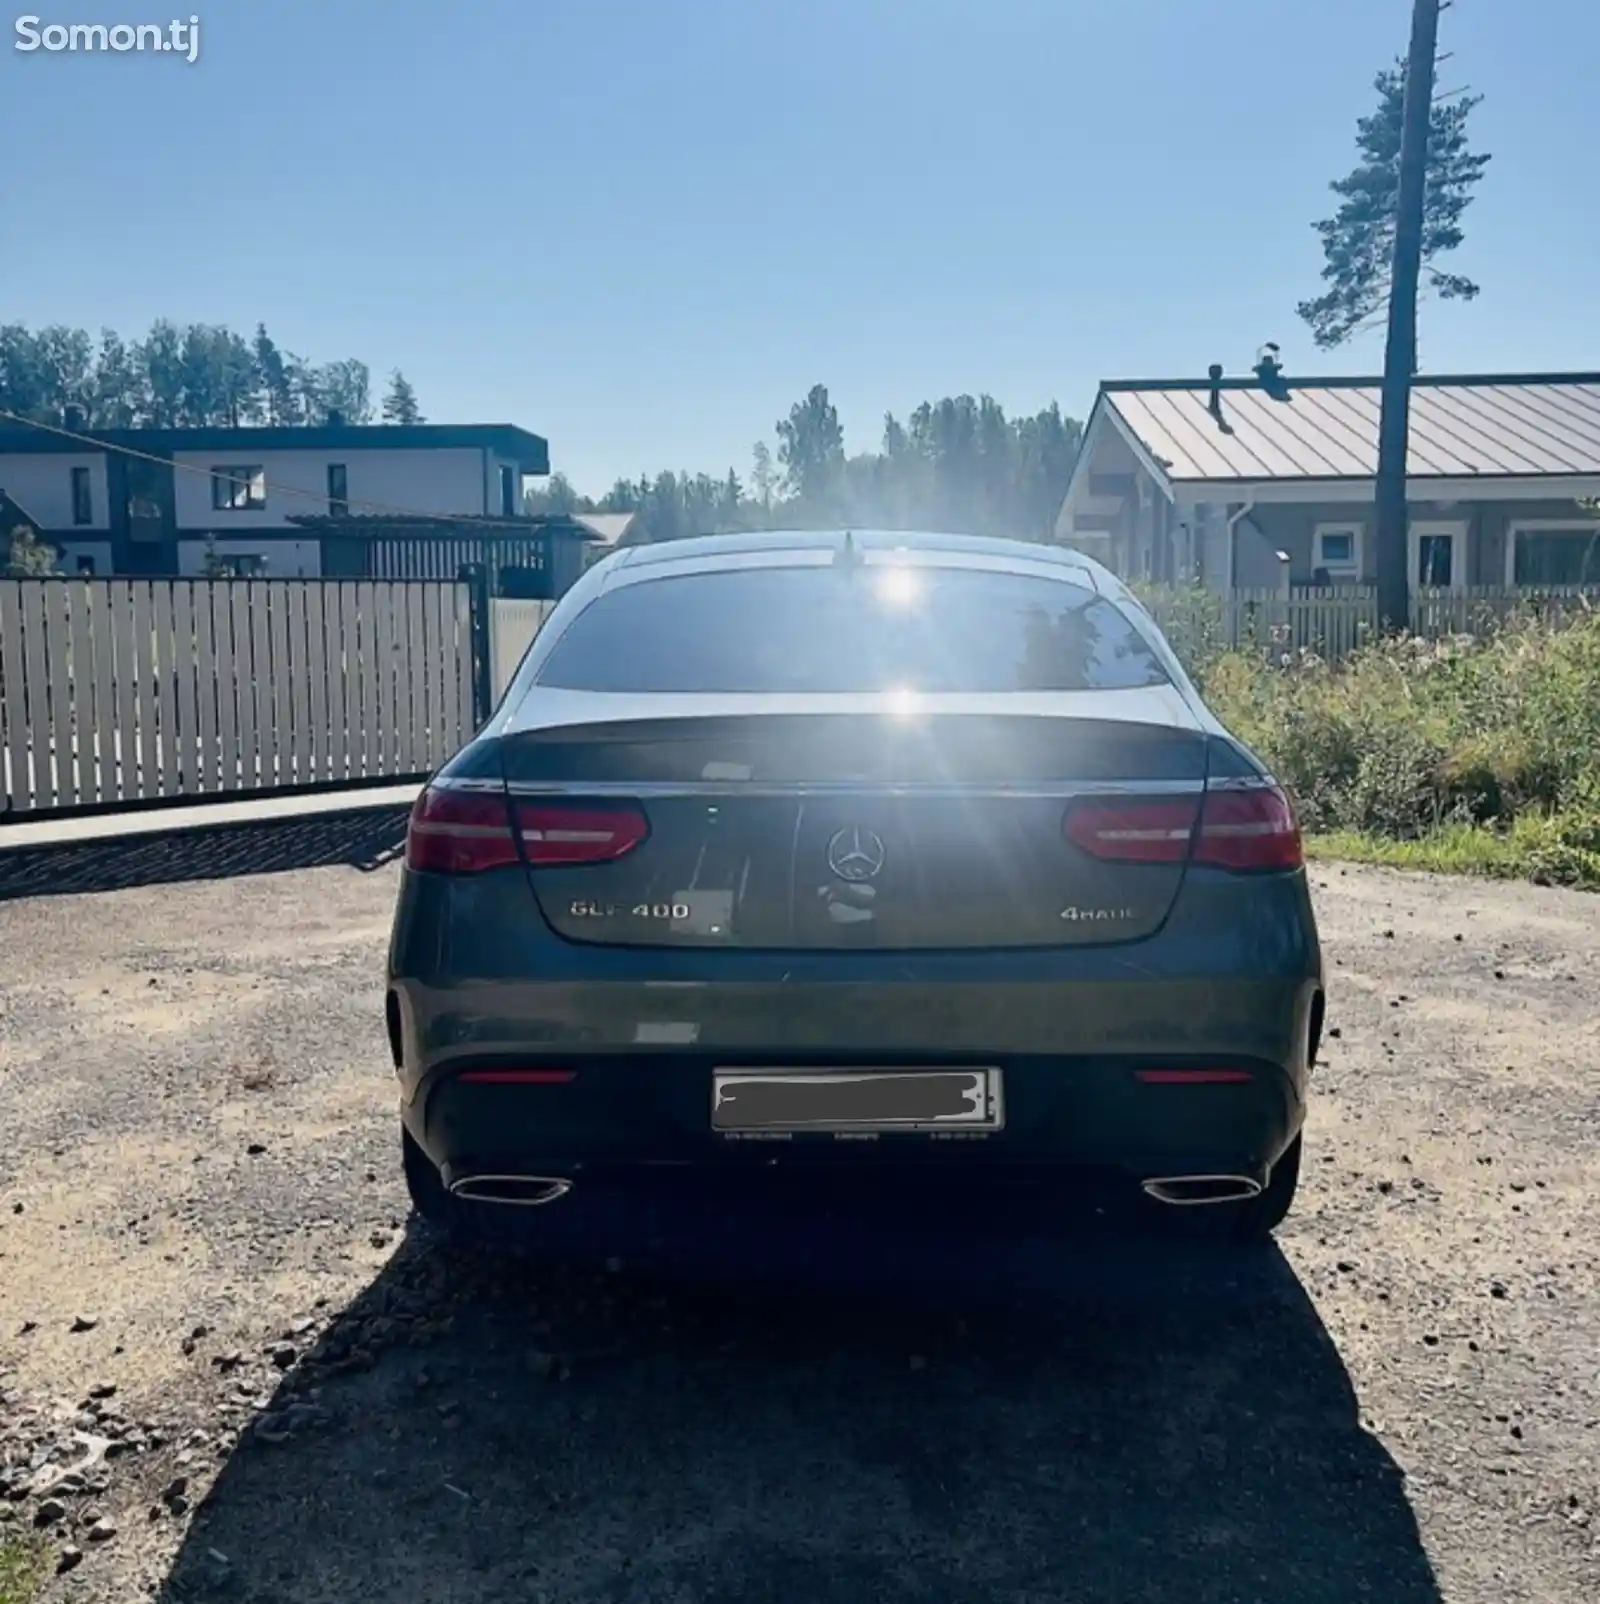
<box><xmin>0</xmin><ymin>577</ymin><xmax>477</xmax><ymax>817</ymax></box>
<box><xmin>1139</xmin><ymin>584</ymin><xmax>1600</xmax><ymax>659</ymax></box>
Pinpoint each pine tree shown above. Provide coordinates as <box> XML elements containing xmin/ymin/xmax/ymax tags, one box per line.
<box><xmin>382</xmin><ymin>370</ymin><xmax>423</xmax><ymax>424</ymax></box>
<box><xmin>1298</xmin><ymin>56</ymin><xmax>1490</xmax><ymax>350</ymax></box>
<box><xmin>200</xmin><ymin>536</ymin><xmax>230</xmax><ymax>578</ymax></box>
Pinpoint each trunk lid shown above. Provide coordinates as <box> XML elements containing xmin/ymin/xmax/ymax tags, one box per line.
<box><xmin>498</xmin><ymin>689</ymin><xmax>1210</xmax><ymax>951</ymax></box>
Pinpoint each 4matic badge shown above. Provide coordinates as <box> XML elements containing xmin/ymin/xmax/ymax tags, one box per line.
<box><xmin>1059</xmin><ymin>906</ymin><xmax>1138</xmax><ymax>922</ymax></box>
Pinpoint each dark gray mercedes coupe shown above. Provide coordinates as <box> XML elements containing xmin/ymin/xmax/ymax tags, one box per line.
<box><xmin>386</xmin><ymin>530</ymin><xmax>1324</xmax><ymax>1246</ymax></box>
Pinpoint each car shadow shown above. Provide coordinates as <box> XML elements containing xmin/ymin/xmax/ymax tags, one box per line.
<box><xmin>158</xmin><ymin>1199</ymin><xmax>1441</xmax><ymax>1604</ymax></box>
<box><xmin>0</xmin><ymin>806</ymin><xmax>408</xmax><ymax>900</ymax></box>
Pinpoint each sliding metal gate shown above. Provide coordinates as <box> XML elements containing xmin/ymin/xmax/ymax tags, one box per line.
<box><xmin>0</xmin><ymin>576</ymin><xmax>478</xmax><ymax>821</ymax></box>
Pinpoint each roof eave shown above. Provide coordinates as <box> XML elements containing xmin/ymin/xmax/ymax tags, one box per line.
<box><xmin>1099</xmin><ymin>370</ymin><xmax>1600</xmax><ymax>392</ymax></box>
<box><xmin>1055</xmin><ymin>393</ymin><xmax>1176</xmax><ymax>539</ymax></box>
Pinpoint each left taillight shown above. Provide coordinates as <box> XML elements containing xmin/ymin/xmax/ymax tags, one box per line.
<box><xmin>406</xmin><ymin>789</ymin><xmax>650</xmax><ymax>874</ymax></box>
<box><xmin>405</xmin><ymin>786</ymin><xmax>520</xmax><ymax>875</ymax></box>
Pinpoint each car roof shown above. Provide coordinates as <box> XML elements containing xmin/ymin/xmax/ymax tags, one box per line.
<box><xmin>609</xmin><ymin>528</ymin><xmax>1123</xmax><ymax>594</ymax></box>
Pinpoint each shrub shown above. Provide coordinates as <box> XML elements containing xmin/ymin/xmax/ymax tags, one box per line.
<box><xmin>1168</xmin><ymin>595</ymin><xmax>1600</xmax><ymax>852</ymax></box>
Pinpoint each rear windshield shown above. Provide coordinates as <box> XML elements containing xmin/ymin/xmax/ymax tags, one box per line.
<box><xmin>534</xmin><ymin>563</ymin><xmax>1170</xmax><ymax>694</ymax></box>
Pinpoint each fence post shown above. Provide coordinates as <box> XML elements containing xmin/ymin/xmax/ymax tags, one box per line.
<box><xmin>459</xmin><ymin>562</ymin><xmax>494</xmax><ymax>727</ymax></box>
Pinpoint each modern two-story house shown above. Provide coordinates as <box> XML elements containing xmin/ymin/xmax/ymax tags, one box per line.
<box><xmin>0</xmin><ymin>410</ymin><xmax>556</xmax><ymax>580</ymax></box>
<box><xmin>1055</xmin><ymin>369</ymin><xmax>1600</xmax><ymax>595</ymax></box>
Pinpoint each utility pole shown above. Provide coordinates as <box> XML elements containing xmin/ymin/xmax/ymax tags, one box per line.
<box><xmin>1374</xmin><ymin>0</ymin><xmax>1441</xmax><ymax>633</ymax></box>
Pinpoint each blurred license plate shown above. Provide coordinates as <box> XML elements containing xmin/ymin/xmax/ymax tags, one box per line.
<box><xmin>711</xmin><ymin>1068</ymin><xmax>1003</xmax><ymax>1133</ymax></box>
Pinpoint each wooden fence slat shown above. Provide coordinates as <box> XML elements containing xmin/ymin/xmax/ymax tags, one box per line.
<box><xmin>338</xmin><ymin>582</ymin><xmax>361</xmax><ymax>780</ymax></box>
<box><xmin>129</xmin><ymin>582</ymin><xmax>158</xmax><ymax>802</ymax></box>
<box><xmin>195</xmin><ymin>582</ymin><xmax>221</xmax><ymax>793</ymax></box>
<box><xmin>152</xmin><ymin>581</ymin><xmax>184</xmax><ymax>797</ymax></box>
<box><xmin>339</xmin><ymin>582</ymin><xmax>360</xmax><ymax>778</ymax></box>
<box><xmin>369</xmin><ymin>581</ymin><xmax>390</xmax><ymax>776</ymax></box>
<box><xmin>356</xmin><ymin>580</ymin><xmax>379</xmax><ymax>777</ymax></box>
<box><xmin>19</xmin><ymin>584</ymin><xmax>55</xmax><ymax>808</ymax></box>
<box><xmin>380</xmin><ymin>580</ymin><xmax>403</xmax><ymax>775</ymax></box>
<box><xmin>423</xmin><ymin>582</ymin><xmax>448</xmax><ymax>767</ymax></box>
<box><xmin>390</xmin><ymin>581</ymin><xmax>409</xmax><ymax>770</ymax></box>
<box><xmin>390</xmin><ymin>582</ymin><xmax>411</xmax><ymax>771</ymax></box>
<box><xmin>89</xmin><ymin>580</ymin><xmax>117</xmax><ymax>803</ymax></box>
<box><xmin>0</xmin><ymin>584</ymin><xmax>31</xmax><ymax>810</ymax></box>
<box><xmin>351</xmin><ymin>581</ymin><xmax>371</xmax><ymax>779</ymax></box>
<box><xmin>375</xmin><ymin>578</ymin><xmax>396</xmax><ymax>776</ymax></box>
<box><xmin>306</xmin><ymin>584</ymin><xmax>329</xmax><ymax>786</ymax></box>
<box><xmin>248</xmin><ymin>580</ymin><xmax>274</xmax><ymax>787</ymax></box>
<box><xmin>43</xmin><ymin>583</ymin><xmax>78</xmax><ymax>808</ymax></box>
<box><xmin>109</xmin><ymin>582</ymin><xmax>137</xmax><ymax>803</ymax></box>
<box><xmin>404</xmin><ymin>582</ymin><xmax>428</xmax><ymax>771</ymax></box>
<box><xmin>68</xmin><ymin>581</ymin><xmax>99</xmax><ymax>804</ymax></box>
<box><xmin>267</xmin><ymin>580</ymin><xmax>292</xmax><ymax>784</ymax></box>
<box><xmin>381</xmin><ymin>581</ymin><xmax>403</xmax><ymax>773</ymax></box>
<box><xmin>455</xmin><ymin>583</ymin><xmax>475</xmax><ymax>744</ymax></box>
<box><xmin>286</xmin><ymin>582</ymin><xmax>313</xmax><ymax>787</ymax></box>
<box><xmin>326</xmin><ymin>583</ymin><xmax>351</xmax><ymax>782</ymax></box>
<box><xmin>172</xmin><ymin>582</ymin><xmax>200</xmax><ymax>796</ymax></box>
<box><xmin>228</xmin><ymin>583</ymin><xmax>256</xmax><ymax>789</ymax></box>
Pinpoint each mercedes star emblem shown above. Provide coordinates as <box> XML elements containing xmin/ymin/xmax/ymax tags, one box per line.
<box><xmin>826</xmin><ymin>826</ymin><xmax>887</xmax><ymax>883</ymax></box>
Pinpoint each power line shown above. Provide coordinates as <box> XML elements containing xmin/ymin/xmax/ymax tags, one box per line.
<box><xmin>0</xmin><ymin>407</ymin><xmax>548</xmax><ymax>531</ymax></box>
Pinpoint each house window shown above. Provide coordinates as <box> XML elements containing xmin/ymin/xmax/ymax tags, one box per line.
<box><xmin>499</xmin><ymin>464</ymin><xmax>517</xmax><ymax>518</ymax></box>
<box><xmin>76</xmin><ymin>554</ymin><xmax>97</xmax><ymax>575</ymax></box>
<box><xmin>71</xmin><ymin>466</ymin><xmax>93</xmax><ymax>526</ymax></box>
<box><xmin>1508</xmin><ymin>523</ymin><xmax>1600</xmax><ymax>586</ymax></box>
<box><xmin>327</xmin><ymin>463</ymin><xmax>349</xmax><ymax>517</ymax></box>
<box><xmin>1313</xmin><ymin>522</ymin><xmax>1363</xmax><ymax>580</ymax></box>
<box><xmin>210</xmin><ymin>466</ymin><xmax>266</xmax><ymax>511</ymax></box>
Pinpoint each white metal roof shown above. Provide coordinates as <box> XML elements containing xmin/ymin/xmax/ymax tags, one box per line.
<box><xmin>1100</xmin><ymin>373</ymin><xmax>1600</xmax><ymax>483</ymax></box>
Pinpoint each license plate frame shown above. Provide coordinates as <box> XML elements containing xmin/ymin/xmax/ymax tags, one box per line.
<box><xmin>710</xmin><ymin>1067</ymin><xmax>1004</xmax><ymax>1135</ymax></box>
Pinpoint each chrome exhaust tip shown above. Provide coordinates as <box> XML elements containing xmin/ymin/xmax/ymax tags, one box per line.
<box><xmin>1141</xmin><ymin>1173</ymin><xmax>1263</xmax><ymax>1206</ymax></box>
<box><xmin>448</xmin><ymin>1174</ymin><xmax>574</xmax><ymax>1207</ymax></box>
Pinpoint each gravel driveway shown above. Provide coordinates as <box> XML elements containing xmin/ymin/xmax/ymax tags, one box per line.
<box><xmin>1</xmin><ymin>838</ymin><xmax>1597</xmax><ymax>1603</ymax></box>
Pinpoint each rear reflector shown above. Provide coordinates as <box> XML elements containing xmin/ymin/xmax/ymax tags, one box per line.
<box><xmin>405</xmin><ymin>788</ymin><xmax>649</xmax><ymax>874</ymax></box>
<box><xmin>457</xmin><ymin>1069</ymin><xmax>578</xmax><ymax>1085</ymax></box>
<box><xmin>1134</xmin><ymin>1068</ymin><xmax>1254</xmax><ymax>1084</ymax></box>
<box><xmin>1063</xmin><ymin>785</ymin><xmax>1301</xmax><ymax>872</ymax></box>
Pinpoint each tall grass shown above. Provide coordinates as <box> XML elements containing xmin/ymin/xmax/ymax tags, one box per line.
<box><xmin>1154</xmin><ymin>594</ymin><xmax>1600</xmax><ymax>889</ymax></box>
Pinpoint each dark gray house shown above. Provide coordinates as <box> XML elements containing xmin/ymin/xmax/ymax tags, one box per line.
<box><xmin>0</xmin><ymin>414</ymin><xmax>586</xmax><ymax>590</ymax></box>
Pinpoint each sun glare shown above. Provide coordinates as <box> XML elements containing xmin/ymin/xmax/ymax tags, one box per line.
<box><xmin>873</xmin><ymin>566</ymin><xmax>922</xmax><ymax>608</ymax></box>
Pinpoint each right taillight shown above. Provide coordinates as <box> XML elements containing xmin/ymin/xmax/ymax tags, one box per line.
<box><xmin>1064</xmin><ymin>785</ymin><xmax>1301</xmax><ymax>873</ymax></box>
<box><xmin>1193</xmin><ymin>785</ymin><xmax>1302</xmax><ymax>871</ymax></box>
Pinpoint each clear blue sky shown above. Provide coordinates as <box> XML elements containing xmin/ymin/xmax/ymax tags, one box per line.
<box><xmin>5</xmin><ymin>0</ymin><xmax>1597</xmax><ymax>493</ymax></box>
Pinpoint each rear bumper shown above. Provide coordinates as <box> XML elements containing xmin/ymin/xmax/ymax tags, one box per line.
<box><xmin>388</xmin><ymin>861</ymin><xmax>1323</xmax><ymax>1192</ymax></box>
<box><xmin>400</xmin><ymin>1050</ymin><xmax>1310</xmax><ymax>1195</ymax></box>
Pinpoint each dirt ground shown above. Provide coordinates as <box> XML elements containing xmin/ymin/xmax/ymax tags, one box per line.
<box><xmin>0</xmin><ymin>829</ymin><xmax>1597</xmax><ymax>1604</ymax></box>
